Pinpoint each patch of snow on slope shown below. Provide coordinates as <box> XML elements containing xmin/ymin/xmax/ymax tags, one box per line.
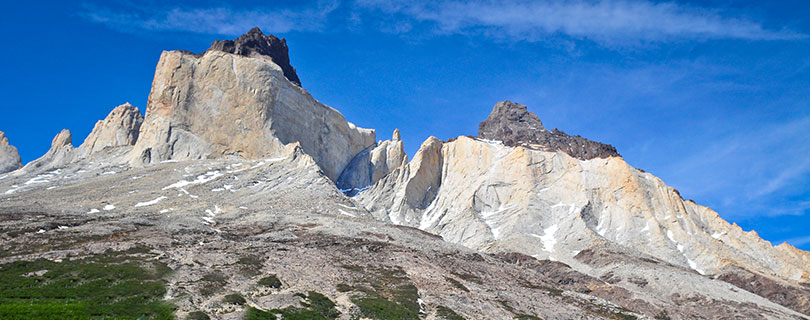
<box><xmin>135</xmin><ymin>196</ymin><xmax>167</xmax><ymax>207</ymax></box>
<box><xmin>87</xmin><ymin>208</ymin><xmax>100</xmax><ymax>214</ymax></box>
<box><xmin>338</xmin><ymin>209</ymin><xmax>356</xmax><ymax>217</ymax></box>
<box><xmin>163</xmin><ymin>171</ymin><xmax>223</xmax><ymax>190</ymax></box>
<box><xmin>103</xmin><ymin>204</ymin><xmax>115</xmax><ymax>211</ymax></box>
<box><xmin>530</xmin><ymin>224</ymin><xmax>559</xmax><ymax>253</ymax></box>
<box><xmin>479</xmin><ymin>204</ymin><xmax>515</xmax><ymax>240</ymax></box>
<box><xmin>688</xmin><ymin>259</ymin><xmax>705</xmax><ymax>275</ymax></box>
<box><xmin>711</xmin><ymin>232</ymin><xmax>725</xmax><ymax>239</ymax></box>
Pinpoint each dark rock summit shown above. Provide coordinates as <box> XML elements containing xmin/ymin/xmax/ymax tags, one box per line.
<box><xmin>207</xmin><ymin>27</ymin><xmax>301</xmax><ymax>86</ymax></box>
<box><xmin>478</xmin><ymin>100</ymin><xmax>620</xmax><ymax>160</ymax></box>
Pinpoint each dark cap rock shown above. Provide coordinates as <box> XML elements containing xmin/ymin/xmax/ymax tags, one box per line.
<box><xmin>207</xmin><ymin>27</ymin><xmax>301</xmax><ymax>86</ymax></box>
<box><xmin>478</xmin><ymin>100</ymin><xmax>620</xmax><ymax>160</ymax></box>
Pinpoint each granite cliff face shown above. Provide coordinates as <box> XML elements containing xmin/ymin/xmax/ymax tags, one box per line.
<box><xmin>0</xmin><ymin>131</ymin><xmax>22</xmax><ymax>174</ymax></box>
<box><xmin>130</xmin><ymin>29</ymin><xmax>375</xmax><ymax>181</ymax></box>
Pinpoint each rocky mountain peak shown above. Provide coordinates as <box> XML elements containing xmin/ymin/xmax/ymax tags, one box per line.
<box><xmin>0</xmin><ymin>131</ymin><xmax>22</xmax><ymax>174</ymax></box>
<box><xmin>79</xmin><ymin>103</ymin><xmax>143</xmax><ymax>156</ymax></box>
<box><xmin>478</xmin><ymin>100</ymin><xmax>619</xmax><ymax>160</ymax></box>
<box><xmin>51</xmin><ymin>129</ymin><xmax>72</xmax><ymax>149</ymax></box>
<box><xmin>207</xmin><ymin>27</ymin><xmax>301</xmax><ymax>86</ymax></box>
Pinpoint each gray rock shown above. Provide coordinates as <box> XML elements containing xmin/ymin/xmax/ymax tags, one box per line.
<box><xmin>130</xmin><ymin>48</ymin><xmax>375</xmax><ymax>181</ymax></box>
<box><xmin>479</xmin><ymin>100</ymin><xmax>619</xmax><ymax>160</ymax></box>
<box><xmin>0</xmin><ymin>131</ymin><xmax>22</xmax><ymax>174</ymax></box>
<box><xmin>79</xmin><ymin>102</ymin><xmax>143</xmax><ymax>157</ymax></box>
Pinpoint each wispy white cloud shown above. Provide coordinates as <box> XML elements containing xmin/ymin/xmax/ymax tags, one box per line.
<box><xmin>81</xmin><ymin>1</ymin><xmax>340</xmax><ymax>35</ymax></box>
<box><xmin>355</xmin><ymin>0</ymin><xmax>805</xmax><ymax>43</ymax></box>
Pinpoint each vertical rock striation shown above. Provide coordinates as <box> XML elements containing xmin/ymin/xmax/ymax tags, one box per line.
<box><xmin>0</xmin><ymin>131</ymin><xmax>22</xmax><ymax>174</ymax></box>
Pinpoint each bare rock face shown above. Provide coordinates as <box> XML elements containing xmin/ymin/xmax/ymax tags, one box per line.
<box><xmin>130</xmin><ymin>31</ymin><xmax>375</xmax><ymax>181</ymax></box>
<box><xmin>207</xmin><ymin>27</ymin><xmax>301</xmax><ymax>86</ymax></box>
<box><xmin>357</xmin><ymin>136</ymin><xmax>443</xmax><ymax>224</ymax></box>
<box><xmin>0</xmin><ymin>131</ymin><xmax>22</xmax><ymax>174</ymax></box>
<box><xmin>479</xmin><ymin>100</ymin><xmax>619</xmax><ymax>160</ymax></box>
<box><xmin>336</xmin><ymin>129</ymin><xmax>407</xmax><ymax>194</ymax></box>
<box><xmin>21</xmin><ymin>129</ymin><xmax>76</xmax><ymax>173</ymax></box>
<box><xmin>79</xmin><ymin>103</ymin><xmax>143</xmax><ymax>157</ymax></box>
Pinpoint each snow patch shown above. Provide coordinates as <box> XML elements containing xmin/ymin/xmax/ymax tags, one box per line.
<box><xmin>338</xmin><ymin>209</ymin><xmax>356</xmax><ymax>217</ymax></box>
<box><xmin>530</xmin><ymin>224</ymin><xmax>559</xmax><ymax>253</ymax></box>
<box><xmin>711</xmin><ymin>231</ymin><xmax>725</xmax><ymax>239</ymax></box>
<box><xmin>135</xmin><ymin>196</ymin><xmax>167</xmax><ymax>207</ymax></box>
<box><xmin>87</xmin><ymin>208</ymin><xmax>100</xmax><ymax>214</ymax></box>
<box><xmin>103</xmin><ymin>205</ymin><xmax>115</xmax><ymax>211</ymax></box>
<box><xmin>163</xmin><ymin>171</ymin><xmax>223</xmax><ymax>190</ymax></box>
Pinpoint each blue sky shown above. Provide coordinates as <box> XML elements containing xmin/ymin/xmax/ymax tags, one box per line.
<box><xmin>1</xmin><ymin>1</ymin><xmax>808</xmax><ymax>249</ymax></box>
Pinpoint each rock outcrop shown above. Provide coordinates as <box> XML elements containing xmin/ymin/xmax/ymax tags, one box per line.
<box><xmin>336</xmin><ymin>129</ymin><xmax>407</xmax><ymax>194</ymax></box>
<box><xmin>21</xmin><ymin>129</ymin><xmax>76</xmax><ymax>172</ymax></box>
<box><xmin>130</xmin><ymin>30</ymin><xmax>375</xmax><ymax>181</ymax></box>
<box><xmin>0</xmin><ymin>131</ymin><xmax>22</xmax><ymax>174</ymax></box>
<box><xmin>358</xmin><ymin>106</ymin><xmax>810</xmax><ymax>315</ymax></box>
<box><xmin>207</xmin><ymin>27</ymin><xmax>301</xmax><ymax>86</ymax></box>
<box><xmin>479</xmin><ymin>100</ymin><xmax>619</xmax><ymax>160</ymax></box>
<box><xmin>79</xmin><ymin>103</ymin><xmax>143</xmax><ymax>157</ymax></box>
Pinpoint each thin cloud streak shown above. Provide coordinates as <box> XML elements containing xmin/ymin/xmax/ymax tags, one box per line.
<box><xmin>81</xmin><ymin>1</ymin><xmax>340</xmax><ymax>35</ymax></box>
<box><xmin>356</xmin><ymin>0</ymin><xmax>805</xmax><ymax>43</ymax></box>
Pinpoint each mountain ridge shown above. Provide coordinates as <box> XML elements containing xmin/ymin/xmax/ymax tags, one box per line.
<box><xmin>1</xmin><ymin>28</ymin><xmax>808</xmax><ymax>319</ymax></box>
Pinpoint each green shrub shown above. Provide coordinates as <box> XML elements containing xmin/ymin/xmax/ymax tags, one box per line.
<box><xmin>436</xmin><ymin>306</ymin><xmax>465</xmax><ymax>320</ymax></box>
<box><xmin>186</xmin><ymin>311</ymin><xmax>210</xmax><ymax>320</ymax></box>
<box><xmin>0</xmin><ymin>252</ymin><xmax>174</xmax><ymax>320</ymax></box>
<box><xmin>222</xmin><ymin>293</ymin><xmax>246</xmax><ymax>305</ymax></box>
<box><xmin>244</xmin><ymin>291</ymin><xmax>339</xmax><ymax>320</ymax></box>
<box><xmin>257</xmin><ymin>274</ymin><xmax>282</xmax><ymax>289</ymax></box>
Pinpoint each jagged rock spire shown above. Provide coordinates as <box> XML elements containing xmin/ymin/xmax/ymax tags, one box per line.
<box><xmin>478</xmin><ymin>100</ymin><xmax>619</xmax><ymax>160</ymax></box>
<box><xmin>207</xmin><ymin>27</ymin><xmax>301</xmax><ymax>86</ymax></box>
<box><xmin>0</xmin><ymin>131</ymin><xmax>22</xmax><ymax>174</ymax></box>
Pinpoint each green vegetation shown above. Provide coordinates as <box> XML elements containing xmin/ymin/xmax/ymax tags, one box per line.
<box><xmin>257</xmin><ymin>274</ymin><xmax>282</xmax><ymax>288</ymax></box>
<box><xmin>186</xmin><ymin>311</ymin><xmax>210</xmax><ymax>320</ymax></box>
<box><xmin>244</xmin><ymin>291</ymin><xmax>339</xmax><ymax>320</ymax></box>
<box><xmin>435</xmin><ymin>306</ymin><xmax>465</xmax><ymax>320</ymax></box>
<box><xmin>498</xmin><ymin>300</ymin><xmax>542</xmax><ymax>320</ymax></box>
<box><xmin>236</xmin><ymin>256</ymin><xmax>264</xmax><ymax>276</ymax></box>
<box><xmin>0</xmin><ymin>249</ymin><xmax>174</xmax><ymax>320</ymax></box>
<box><xmin>222</xmin><ymin>293</ymin><xmax>246</xmax><ymax>305</ymax></box>
<box><xmin>335</xmin><ymin>283</ymin><xmax>352</xmax><ymax>292</ymax></box>
<box><xmin>199</xmin><ymin>271</ymin><xmax>227</xmax><ymax>296</ymax></box>
<box><xmin>450</xmin><ymin>271</ymin><xmax>483</xmax><ymax>285</ymax></box>
<box><xmin>340</xmin><ymin>265</ymin><xmax>421</xmax><ymax>320</ymax></box>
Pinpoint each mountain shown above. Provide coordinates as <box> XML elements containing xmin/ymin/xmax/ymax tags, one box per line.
<box><xmin>0</xmin><ymin>28</ymin><xmax>808</xmax><ymax>320</ymax></box>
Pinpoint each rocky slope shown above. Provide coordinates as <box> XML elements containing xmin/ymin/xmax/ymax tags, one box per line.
<box><xmin>0</xmin><ymin>131</ymin><xmax>22</xmax><ymax>174</ymax></box>
<box><xmin>0</xmin><ymin>28</ymin><xmax>808</xmax><ymax>319</ymax></box>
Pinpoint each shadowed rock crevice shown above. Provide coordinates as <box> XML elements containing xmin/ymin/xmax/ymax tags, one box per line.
<box><xmin>207</xmin><ymin>27</ymin><xmax>301</xmax><ymax>86</ymax></box>
<box><xmin>478</xmin><ymin>100</ymin><xmax>619</xmax><ymax>160</ymax></box>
